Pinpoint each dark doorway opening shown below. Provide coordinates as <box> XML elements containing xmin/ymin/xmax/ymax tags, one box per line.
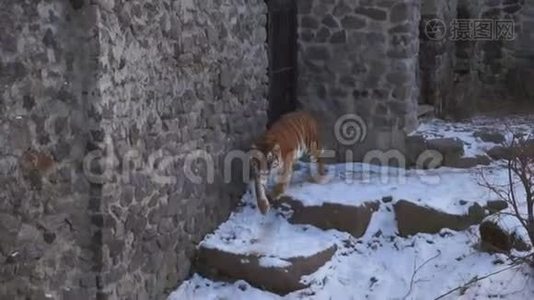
<box><xmin>266</xmin><ymin>0</ymin><xmax>298</xmax><ymax>127</ymax></box>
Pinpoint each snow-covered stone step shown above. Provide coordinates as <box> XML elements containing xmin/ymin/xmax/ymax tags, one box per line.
<box><xmin>284</xmin><ymin>163</ymin><xmax>511</xmax><ymax>237</ymax></box>
<box><xmin>394</xmin><ymin>200</ymin><xmax>486</xmax><ymax>237</ymax></box>
<box><xmin>194</xmin><ymin>202</ymin><xmax>337</xmax><ymax>295</ymax></box>
<box><xmin>278</xmin><ymin>196</ymin><xmax>379</xmax><ymax>238</ymax></box>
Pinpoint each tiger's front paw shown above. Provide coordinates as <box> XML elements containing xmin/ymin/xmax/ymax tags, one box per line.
<box><xmin>257</xmin><ymin>198</ymin><xmax>271</xmax><ymax>215</ymax></box>
<box><xmin>313</xmin><ymin>174</ymin><xmax>329</xmax><ymax>184</ymax></box>
<box><xmin>309</xmin><ymin>172</ymin><xmax>329</xmax><ymax>184</ymax></box>
<box><xmin>271</xmin><ymin>183</ymin><xmax>286</xmax><ymax>200</ymax></box>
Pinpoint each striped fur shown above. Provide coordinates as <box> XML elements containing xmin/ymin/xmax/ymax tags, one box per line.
<box><xmin>251</xmin><ymin>111</ymin><xmax>327</xmax><ymax>214</ymax></box>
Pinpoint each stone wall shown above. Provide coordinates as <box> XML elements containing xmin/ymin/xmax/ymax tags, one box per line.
<box><xmin>95</xmin><ymin>0</ymin><xmax>267</xmax><ymax>299</ymax></box>
<box><xmin>0</xmin><ymin>0</ymin><xmax>268</xmax><ymax>299</ymax></box>
<box><xmin>419</xmin><ymin>0</ymin><xmax>531</xmax><ymax>118</ymax></box>
<box><xmin>471</xmin><ymin>0</ymin><xmax>524</xmax><ymax>103</ymax></box>
<box><xmin>296</xmin><ymin>0</ymin><xmax>420</xmax><ymax>158</ymax></box>
<box><xmin>0</xmin><ymin>1</ymin><xmax>100</xmax><ymax>299</ymax></box>
<box><xmin>419</xmin><ymin>0</ymin><xmax>458</xmax><ymax>116</ymax></box>
<box><xmin>509</xmin><ymin>0</ymin><xmax>534</xmax><ymax>99</ymax></box>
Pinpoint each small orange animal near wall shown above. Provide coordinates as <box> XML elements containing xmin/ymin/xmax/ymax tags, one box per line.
<box><xmin>250</xmin><ymin>111</ymin><xmax>327</xmax><ymax>214</ymax></box>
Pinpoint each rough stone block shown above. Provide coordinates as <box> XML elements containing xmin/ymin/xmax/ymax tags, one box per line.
<box><xmin>394</xmin><ymin>200</ymin><xmax>486</xmax><ymax>237</ymax></box>
<box><xmin>280</xmin><ymin>197</ymin><xmax>380</xmax><ymax>238</ymax></box>
<box><xmin>341</xmin><ymin>15</ymin><xmax>366</xmax><ymax>29</ymax></box>
<box><xmin>196</xmin><ymin>244</ymin><xmax>336</xmax><ymax>295</ymax></box>
<box><xmin>355</xmin><ymin>7</ymin><xmax>387</xmax><ymax>20</ymax></box>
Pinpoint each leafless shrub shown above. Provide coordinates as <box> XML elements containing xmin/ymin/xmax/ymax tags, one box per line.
<box><xmin>479</xmin><ymin>133</ymin><xmax>534</xmax><ymax>253</ymax></box>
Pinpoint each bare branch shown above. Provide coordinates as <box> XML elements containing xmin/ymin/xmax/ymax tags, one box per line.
<box><xmin>403</xmin><ymin>251</ymin><xmax>442</xmax><ymax>300</ymax></box>
<box><xmin>433</xmin><ymin>263</ymin><xmax>523</xmax><ymax>300</ymax></box>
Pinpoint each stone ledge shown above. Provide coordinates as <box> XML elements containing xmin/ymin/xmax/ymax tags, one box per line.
<box><xmin>195</xmin><ymin>244</ymin><xmax>336</xmax><ymax>295</ymax></box>
<box><xmin>279</xmin><ymin>196</ymin><xmax>379</xmax><ymax>238</ymax></box>
<box><xmin>394</xmin><ymin>200</ymin><xmax>486</xmax><ymax>237</ymax></box>
<box><xmin>406</xmin><ymin>135</ymin><xmax>492</xmax><ymax>168</ymax></box>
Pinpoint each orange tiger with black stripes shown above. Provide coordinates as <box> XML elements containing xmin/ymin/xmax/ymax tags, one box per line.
<box><xmin>250</xmin><ymin>111</ymin><xmax>327</xmax><ymax>214</ymax></box>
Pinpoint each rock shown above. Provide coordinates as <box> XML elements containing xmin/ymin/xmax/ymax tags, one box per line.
<box><xmin>322</xmin><ymin>14</ymin><xmax>339</xmax><ymax>28</ymax></box>
<box><xmin>305</xmin><ymin>45</ymin><xmax>330</xmax><ymax>61</ymax></box>
<box><xmin>417</xmin><ymin>105</ymin><xmax>434</xmax><ymax>118</ymax></box>
<box><xmin>485</xmin><ymin>200</ymin><xmax>508</xmax><ymax>213</ymax></box>
<box><xmin>394</xmin><ymin>200</ymin><xmax>486</xmax><ymax>237</ymax></box>
<box><xmin>340</xmin><ymin>16</ymin><xmax>366</xmax><ymax>30</ymax></box>
<box><xmin>195</xmin><ymin>244</ymin><xmax>336</xmax><ymax>295</ymax></box>
<box><xmin>426</xmin><ymin>138</ymin><xmax>464</xmax><ymax>156</ymax></box>
<box><xmin>486</xmin><ymin>141</ymin><xmax>534</xmax><ymax>161</ymax></box>
<box><xmin>479</xmin><ymin>215</ymin><xmax>531</xmax><ymax>253</ymax></box>
<box><xmin>473</xmin><ymin>130</ymin><xmax>506</xmax><ymax>144</ymax></box>
<box><xmin>405</xmin><ymin>135</ymin><xmax>430</xmax><ymax>167</ymax></box>
<box><xmin>279</xmin><ymin>197</ymin><xmax>379</xmax><ymax>238</ymax></box>
<box><xmin>301</xmin><ymin>16</ymin><xmax>320</xmax><ymax>29</ymax></box>
<box><xmin>69</xmin><ymin>0</ymin><xmax>85</xmax><ymax>10</ymax></box>
<box><xmin>426</xmin><ymin>138</ymin><xmax>467</xmax><ymax>167</ymax></box>
<box><xmin>382</xmin><ymin>196</ymin><xmax>393</xmax><ymax>203</ymax></box>
<box><xmin>445</xmin><ymin>155</ymin><xmax>491</xmax><ymax>169</ymax></box>
<box><xmin>486</xmin><ymin>145</ymin><xmax>511</xmax><ymax>160</ymax></box>
<box><xmin>330</xmin><ymin>30</ymin><xmax>346</xmax><ymax>43</ymax></box>
<box><xmin>468</xmin><ymin>203</ymin><xmax>485</xmax><ymax>222</ymax></box>
<box><xmin>354</xmin><ymin>7</ymin><xmax>387</xmax><ymax>21</ymax></box>
<box><xmin>390</xmin><ymin>3</ymin><xmax>409</xmax><ymax>23</ymax></box>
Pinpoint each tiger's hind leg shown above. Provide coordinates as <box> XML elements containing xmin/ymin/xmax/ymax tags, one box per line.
<box><xmin>309</xmin><ymin>142</ymin><xmax>329</xmax><ymax>184</ymax></box>
<box><xmin>252</xmin><ymin>165</ymin><xmax>271</xmax><ymax>214</ymax></box>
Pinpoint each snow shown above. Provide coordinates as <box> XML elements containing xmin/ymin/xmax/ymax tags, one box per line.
<box><xmin>413</xmin><ymin>116</ymin><xmax>534</xmax><ymax>157</ymax></box>
<box><xmin>169</xmin><ymin>117</ymin><xmax>534</xmax><ymax>300</ymax></box>
<box><xmin>200</xmin><ymin>193</ymin><xmax>336</xmax><ymax>258</ymax></box>
<box><xmin>286</xmin><ymin>163</ymin><xmax>501</xmax><ymax>215</ymax></box>
<box><xmin>258</xmin><ymin>257</ymin><xmax>292</xmax><ymax>268</ymax></box>
<box><xmin>171</xmin><ymin>224</ymin><xmax>533</xmax><ymax>300</ymax></box>
<box><xmin>170</xmin><ymin>164</ymin><xmax>533</xmax><ymax>300</ymax></box>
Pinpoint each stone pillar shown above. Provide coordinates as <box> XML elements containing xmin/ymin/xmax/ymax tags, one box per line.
<box><xmin>297</xmin><ymin>0</ymin><xmax>420</xmax><ymax>160</ymax></box>
<box><xmin>509</xmin><ymin>0</ymin><xmax>534</xmax><ymax>98</ymax></box>
<box><xmin>94</xmin><ymin>0</ymin><xmax>268</xmax><ymax>299</ymax></box>
<box><xmin>419</xmin><ymin>0</ymin><xmax>458</xmax><ymax>113</ymax></box>
<box><xmin>475</xmin><ymin>0</ymin><xmax>522</xmax><ymax>85</ymax></box>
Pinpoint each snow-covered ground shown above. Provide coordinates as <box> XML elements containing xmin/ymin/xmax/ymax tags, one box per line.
<box><xmin>169</xmin><ymin>163</ymin><xmax>534</xmax><ymax>300</ymax></box>
<box><xmin>171</xmin><ymin>230</ymin><xmax>533</xmax><ymax>300</ymax></box>
<box><xmin>286</xmin><ymin>163</ymin><xmax>502</xmax><ymax>214</ymax></box>
<box><xmin>169</xmin><ymin>117</ymin><xmax>534</xmax><ymax>300</ymax></box>
<box><xmin>414</xmin><ymin>116</ymin><xmax>534</xmax><ymax>157</ymax></box>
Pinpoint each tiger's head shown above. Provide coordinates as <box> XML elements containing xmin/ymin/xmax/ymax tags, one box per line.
<box><xmin>251</xmin><ymin>140</ymin><xmax>282</xmax><ymax>175</ymax></box>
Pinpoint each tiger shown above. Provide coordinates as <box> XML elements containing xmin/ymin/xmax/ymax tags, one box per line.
<box><xmin>250</xmin><ymin>111</ymin><xmax>327</xmax><ymax>214</ymax></box>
